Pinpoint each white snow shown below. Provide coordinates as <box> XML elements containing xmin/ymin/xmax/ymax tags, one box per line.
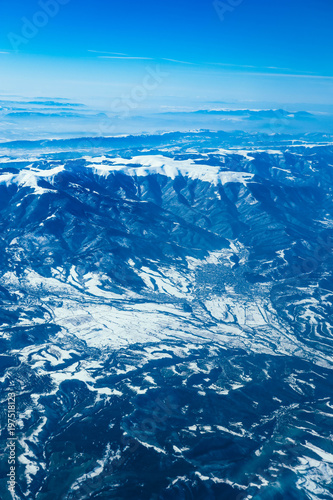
<box><xmin>84</xmin><ymin>154</ymin><xmax>254</xmax><ymax>186</ymax></box>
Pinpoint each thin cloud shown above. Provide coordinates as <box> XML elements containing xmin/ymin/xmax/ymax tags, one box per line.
<box><xmin>266</xmin><ymin>66</ymin><xmax>295</xmax><ymax>71</ymax></box>
<box><xmin>88</xmin><ymin>50</ymin><xmax>128</xmax><ymax>56</ymax></box>
<box><xmin>250</xmin><ymin>72</ymin><xmax>333</xmax><ymax>80</ymax></box>
<box><xmin>209</xmin><ymin>62</ymin><xmax>295</xmax><ymax>71</ymax></box>
<box><xmin>98</xmin><ymin>56</ymin><xmax>153</xmax><ymax>60</ymax></box>
<box><xmin>209</xmin><ymin>62</ymin><xmax>325</xmax><ymax>76</ymax></box>
<box><xmin>90</xmin><ymin>51</ymin><xmax>195</xmax><ymax>64</ymax></box>
<box><xmin>210</xmin><ymin>62</ymin><xmax>257</xmax><ymax>69</ymax></box>
<box><xmin>162</xmin><ymin>58</ymin><xmax>196</xmax><ymax>65</ymax></box>
<box><xmin>260</xmin><ymin>65</ymin><xmax>315</xmax><ymax>73</ymax></box>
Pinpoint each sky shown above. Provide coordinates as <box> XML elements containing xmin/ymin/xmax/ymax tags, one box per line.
<box><xmin>0</xmin><ymin>0</ymin><xmax>332</xmax><ymax>108</ymax></box>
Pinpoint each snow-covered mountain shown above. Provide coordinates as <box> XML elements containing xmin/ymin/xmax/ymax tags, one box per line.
<box><xmin>0</xmin><ymin>132</ymin><xmax>333</xmax><ymax>499</ymax></box>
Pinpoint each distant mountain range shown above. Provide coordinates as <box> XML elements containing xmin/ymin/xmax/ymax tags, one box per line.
<box><xmin>0</xmin><ymin>96</ymin><xmax>332</xmax><ymax>141</ymax></box>
<box><xmin>167</xmin><ymin>108</ymin><xmax>315</xmax><ymax>119</ymax></box>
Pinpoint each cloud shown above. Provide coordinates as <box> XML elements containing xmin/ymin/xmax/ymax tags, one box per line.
<box><xmin>207</xmin><ymin>62</ymin><xmax>333</xmax><ymax>80</ymax></box>
<box><xmin>90</xmin><ymin>51</ymin><xmax>195</xmax><ymax>64</ymax></box>
<box><xmin>210</xmin><ymin>61</ymin><xmax>333</xmax><ymax>78</ymax></box>
<box><xmin>98</xmin><ymin>56</ymin><xmax>153</xmax><ymax>60</ymax></box>
<box><xmin>208</xmin><ymin>62</ymin><xmax>311</xmax><ymax>73</ymax></box>
<box><xmin>209</xmin><ymin>62</ymin><xmax>257</xmax><ymax>69</ymax></box>
<box><xmin>243</xmin><ymin>71</ymin><xmax>333</xmax><ymax>80</ymax></box>
<box><xmin>162</xmin><ymin>58</ymin><xmax>196</xmax><ymax>65</ymax></box>
<box><xmin>88</xmin><ymin>50</ymin><xmax>128</xmax><ymax>56</ymax></box>
<box><xmin>266</xmin><ymin>66</ymin><xmax>295</xmax><ymax>71</ymax></box>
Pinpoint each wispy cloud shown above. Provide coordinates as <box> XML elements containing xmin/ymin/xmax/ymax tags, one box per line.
<box><xmin>88</xmin><ymin>50</ymin><xmax>128</xmax><ymax>56</ymax></box>
<box><xmin>220</xmin><ymin>69</ymin><xmax>333</xmax><ymax>80</ymax></box>
<box><xmin>87</xmin><ymin>51</ymin><xmax>333</xmax><ymax>80</ymax></box>
<box><xmin>208</xmin><ymin>62</ymin><xmax>312</xmax><ymax>72</ymax></box>
<box><xmin>209</xmin><ymin>62</ymin><xmax>257</xmax><ymax>69</ymax></box>
<box><xmin>90</xmin><ymin>51</ymin><xmax>195</xmax><ymax>64</ymax></box>
<box><xmin>98</xmin><ymin>56</ymin><xmax>153</xmax><ymax>60</ymax></box>
<box><xmin>208</xmin><ymin>61</ymin><xmax>333</xmax><ymax>80</ymax></box>
<box><xmin>250</xmin><ymin>72</ymin><xmax>333</xmax><ymax>80</ymax></box>
<box><xmin>162</xmin><ymin>58</ymin><xmax>196</xmax><ymax>65</ymax></box>
<box><xmin>266</xmin><ymin>66</ymin><xmax>295</xmax><ymax>71</ymax></box>
<box><xmin>0</xmin><ymin>50</ymin><xmax>10</xmax><ymax>54</ymax></box>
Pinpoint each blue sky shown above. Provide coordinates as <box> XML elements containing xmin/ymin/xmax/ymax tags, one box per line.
<box><xmin>0</xmin><ymin>0</ymin><xmax>332</xmax><ymax>107</ymax></box>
